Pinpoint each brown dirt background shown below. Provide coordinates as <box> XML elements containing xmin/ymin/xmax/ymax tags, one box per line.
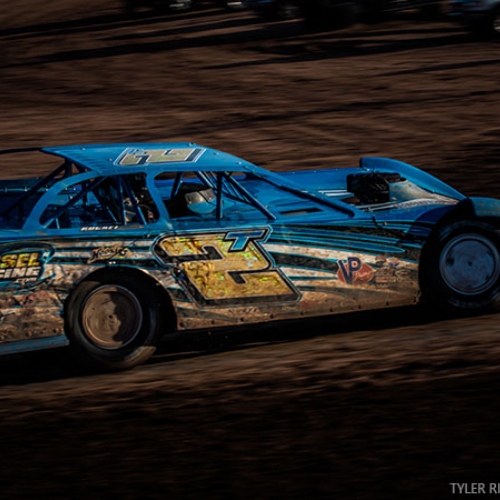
<box><xmin>1</xmin><ymin>2</ymin><xmax>500</xmax><ymax>499</ymax></box>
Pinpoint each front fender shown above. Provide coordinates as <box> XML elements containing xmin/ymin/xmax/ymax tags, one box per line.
<box><xmin>468</xmin><ymin>197</ymin><xmax>500</xmax><ymax>218</ymax></box>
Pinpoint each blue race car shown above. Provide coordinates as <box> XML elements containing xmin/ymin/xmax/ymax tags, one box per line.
<box><xmin>1</xmin><ymin>143</ymin><xmax>500</xmax><ymax>370</ymax></box>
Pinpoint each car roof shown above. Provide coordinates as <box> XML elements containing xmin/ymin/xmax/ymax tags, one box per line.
<box><xmin>39</xmin><ymin>142</ymin><xmax>259</xmax><ymax>175</ymax></box>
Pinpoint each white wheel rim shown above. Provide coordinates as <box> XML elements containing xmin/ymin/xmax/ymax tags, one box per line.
<box><xmin>81</xmin><ymin>285</ymin><xmax>143</xmax><ymax>350</ymax></box>
<box><xmin>440</xmin><ymin>233</ymin><xmax>500</xmax><ymax>295</ymax></box>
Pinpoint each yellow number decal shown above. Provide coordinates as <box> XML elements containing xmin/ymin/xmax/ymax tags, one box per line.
<box><xmin>156</xmin><ymin>230</ymin><xmax>298</xmax><ymax>305</ymax></box>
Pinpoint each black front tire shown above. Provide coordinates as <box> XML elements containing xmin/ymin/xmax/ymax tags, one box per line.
<box><xmin>65</xmin><ymin>270</ymin><xmax>164</xmax><ymax>371</ymax></box>
<box><xmin>421</xmin><ymin>220</ymin><xmax>500</xmax><ymax>314</ymax></box>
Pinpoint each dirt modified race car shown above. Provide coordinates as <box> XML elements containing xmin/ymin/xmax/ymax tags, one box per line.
<box><xmin>1</xmin><ymin>143</ymin><xmax>500</xmax><ymax>370</ymax></box>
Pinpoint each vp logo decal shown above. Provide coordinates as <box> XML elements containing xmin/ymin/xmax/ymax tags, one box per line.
<box><xmin>338</xmin><ymin>257</ymin><xmax>374</xmax><ymax>285</ymax></box>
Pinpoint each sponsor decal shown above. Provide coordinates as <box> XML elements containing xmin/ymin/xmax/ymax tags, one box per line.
<box><xmin>373</xmin><ymin>255</ymin><xmax>411</xmax><ymax>287</ymax></box>
<box><xmin>154</xmin><ymin>229</ymin><xmax>299</xmax><ymax>305</ymax></box>
<box><xmin>116</xmin><ymin>148</ymin><xmax>204</xmax><ymax>166</ymax></box>
<box><xmin>81</xmin><ymin>225</ymin><xmax>120</xmax><ymax>231</ymax></box>
<box><xmin>88</xmin><ymin>246</ymin><xmax>130</xmax><ymax>264</ymax></box>
<box><xmin>337</xmin><ymin>257</ymin><xmax>374</xmax><ymax>285</ymax></box>
<box><xmin>0</xmin><ymin>252</ymin><xmax>43</xmax><ymax>281</ymax></box>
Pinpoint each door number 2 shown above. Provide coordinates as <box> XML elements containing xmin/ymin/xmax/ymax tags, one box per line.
<box><xmin>155</xmin><ymin>230</ymin><xmax>298</xmax><ymax>305</ymax></box>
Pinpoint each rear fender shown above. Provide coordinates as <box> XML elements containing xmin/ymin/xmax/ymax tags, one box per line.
<box><xmin>421</xmin><ymin>197</ymin><xmax>500</xmax><ymax>263</ymax></box>
<box><xmin>430</xmin><ymin>197</ymin><xmax>500</xmax><ymax>232</ymax></box>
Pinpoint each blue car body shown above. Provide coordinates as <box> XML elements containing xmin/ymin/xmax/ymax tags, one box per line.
<box><xmin>1</xmin><ymin>143</ymin><xmax>499</xmax><ymax>368</ymax></box>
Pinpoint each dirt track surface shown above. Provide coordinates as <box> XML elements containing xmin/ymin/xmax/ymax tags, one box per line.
<box><xmin>1</xmin><ymin>2</ymin><xmax>500</xmax><ymax>499</ymax></box>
